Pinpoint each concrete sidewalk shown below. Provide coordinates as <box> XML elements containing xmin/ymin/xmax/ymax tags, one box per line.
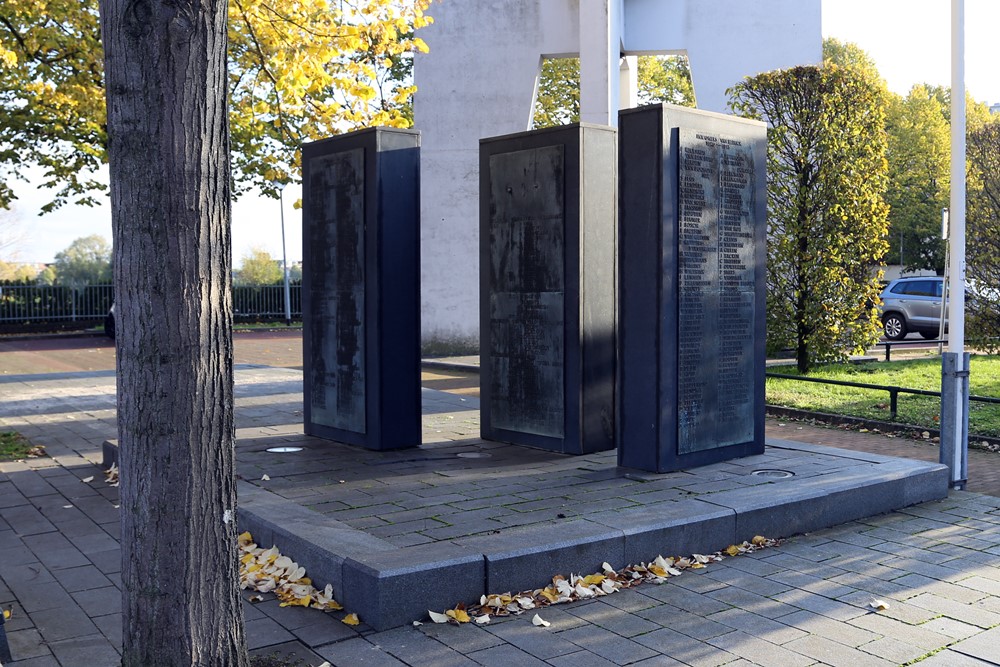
<box><xmin>2</xmin><ymin>367</ymin><xmax>1000</xmax><ymax>665</ymax></box>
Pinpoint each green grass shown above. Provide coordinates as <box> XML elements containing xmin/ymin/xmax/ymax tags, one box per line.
<box><xmin>766</xmin><ymin>355</ymin><xmax>1000</xmax><ymax>438</ymax></box>
<box><xmin>0</xmin><ymin>431</ymin><xmax>38</xmax><ymax>461</ymax></box>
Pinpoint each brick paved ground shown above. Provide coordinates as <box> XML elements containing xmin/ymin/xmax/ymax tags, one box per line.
<box><xmin>2</xmin><ymin>336</ymin><xmax>1000</xmax><ymax>665</ymax></box>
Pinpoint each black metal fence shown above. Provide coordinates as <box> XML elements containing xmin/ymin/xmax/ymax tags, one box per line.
<box><xmin>766</xmin><ymin>371</ymin><xmax>1000</xmax><ymax>421</ymax></box>
<box><xmin>0</xmin><ymin>283</ymin><xmax>114</xmax><ymax>324</ymax></box>
<box><xmin>0</xmin><ymin>282</ymin><xmax>302</xmax><ymax>327</ymax></box>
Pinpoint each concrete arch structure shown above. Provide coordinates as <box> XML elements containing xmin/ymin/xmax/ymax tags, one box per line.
<box><xmin>414</xmin><ymin>0</ymin><xmax>821</xmax><ymax>350</ymax></box>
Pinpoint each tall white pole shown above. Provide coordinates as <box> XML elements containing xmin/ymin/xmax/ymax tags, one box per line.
<box><xmin>942</xmin><ymin>0</ymin><xmax>969</xmax><ymax>487</ymax></box>
<box><xmin>278</xmin><ymin>185</ymin><xmax>292</xmax><ymax>326</ymax></box>
<box><xmin>950</xmin><ymin>0</ymin><xmax>966</xmax><ymax>357</ymax></box>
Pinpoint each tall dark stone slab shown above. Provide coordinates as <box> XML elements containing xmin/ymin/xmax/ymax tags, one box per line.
<box><xmin>302</xmin><ymin>127</ymin><xmax>421</xmax><ymax>450</ymax></box>
<box><xmin>618</xmin><ymin>104</ymin><xmax>766</xmax><ymax>473</ymax></box>
<box><xmin>480</xmin><ymin>124</ymin><xmax>616</xmax><ymax>455</ymax></box>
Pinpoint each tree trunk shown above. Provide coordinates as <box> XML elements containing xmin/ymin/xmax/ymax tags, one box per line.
<box><xmin>99</xmin><ymin>0</ymin><xmax>249</xmax><ymax>664</ymax></box>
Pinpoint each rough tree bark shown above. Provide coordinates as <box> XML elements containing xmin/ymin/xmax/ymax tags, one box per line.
<box><xmin>98</xmin><ymin>0</ymin><xmax>249</xmax><ymax>664</ymax></box>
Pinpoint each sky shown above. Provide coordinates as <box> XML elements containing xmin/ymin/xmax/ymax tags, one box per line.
<box><xmin>5</xmin><ymin>0</ymin><xmax>1000</xmax><ymax>265</ymax></box>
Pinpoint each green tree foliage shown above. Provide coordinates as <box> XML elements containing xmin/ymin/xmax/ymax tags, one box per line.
<box><xmin>729</xmin><ymin>64</ymin><xmax>890</xmax><ymax>373</ymax></box>
<box><xmin>823</xmin><ymin>37</ymin><xmax>881</xmax><ymax>75</ymax></box>
<box><xmin>636</xmin><ymin>55</ymin><xmax>696</xmax><ymax>107</ymax></box>
<box><xmin>236</xmin><ymin>247</ymin><xmax>282</xmax><ymax>285</ymax></box>
<box><xmin>533</xmin><ymin>55</ymin><xmax>694</xmax><ymax>128</ymax></box>
<box><xmin>533</xmin><ymin>58</ymin><xmax>581</xmax><ymax>128</ymax></box>
<box><xmin>965</xmin><ymin>121</ymin><xmax>1000</xmax><ymax>351</ymax></box>
<box><xmin>884</xmin><ymin>85</ymin><xmax>950</xmax><ymax>271</ymax></box>
<box><xmin>0</xmin><ymin>0</ymin><xmax>432</xmax><ymax>210</ymax></box>
<box><xmin>52</xmin><ymin>234</ymin><xmax>111</xmax><ymax>286</ymax></box>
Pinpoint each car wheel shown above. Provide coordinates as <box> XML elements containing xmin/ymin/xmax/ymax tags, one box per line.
<box><xmin>919</xmin><ymin>330</ymin><xmax>939</xmax><ymax>340</ymax></box>
<box><xmin>883</xmin><ymin>313</ymin><xmax>907</xmax><ymax>340</ymax></box>
<box><xmin>104</xmin><ymin>313</ymin><xmax>116</xmax><ymax>340</ymax></box>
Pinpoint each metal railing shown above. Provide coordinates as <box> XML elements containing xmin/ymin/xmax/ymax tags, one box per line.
<box><xmin>232</xmin><ymin>283</ymin><xmax>302</xmax><ymax>320</ymax></box>
<box><xmin>0</xmin><ymin>283</ymin><xmax>114</xmax><ymax>323</ymax></box>
<box><xmin>0</xmin><ymin>282</ymin><xmax>302</xmax><ymax>325</ymax></box>
<box><xmin>766</xmin><ymin>371</ymin><xmax>1000</xmax><ymax>421</ymax></box>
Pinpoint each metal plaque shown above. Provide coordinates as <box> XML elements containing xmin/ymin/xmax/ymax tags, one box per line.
<box><xmin>306</xmin><ymin>147</ymin><xmax>366</xmax><ymax>434</ymax></box>
<box><xmin>677</xmin><ymin>128</ymin><xmax>756</xmax><ymax>453</ymax></box>
<box><xmin>487</xmin><ymin>146</ymin><xmax>566</xmax><ymax>438</ymax></box>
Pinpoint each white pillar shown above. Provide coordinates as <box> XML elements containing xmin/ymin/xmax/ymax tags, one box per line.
<box><xmin>620</xmin><ymin>55</ymin><xmax>638</xmax><ymax>110</ymax></box>
<box><xmin>579</xmin><ymin>0</ymin><xmax>616</xmax><ymax>125</ymax></box>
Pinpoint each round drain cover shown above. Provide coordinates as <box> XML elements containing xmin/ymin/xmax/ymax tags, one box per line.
<box><xmin>750</xmin><ymin>469</ymin><xmax>794</xmax><ymax>479</ymax></box>
<box><xmin>266</xmin><ymin>446</ymin><xmax>304</xmax><ymax>454</ymax></box>
<box><xmin>456</xmin><ymin>452</ymin><xmax>491</xmax><ymax>459</ymax></box>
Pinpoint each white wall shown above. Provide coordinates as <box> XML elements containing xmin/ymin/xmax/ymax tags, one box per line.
<box><xmin>414</xmin><ymin>0</ymin><xmax>821</xmax><ymax>350</ymax></box>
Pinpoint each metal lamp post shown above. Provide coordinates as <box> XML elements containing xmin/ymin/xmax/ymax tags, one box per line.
<box><xmin>940</xmin><ymin>0</ymin><xmax>970</xmax><ymax>489</ymax></box>
<box><xmin>277</xmin><ymin>182</ymin><xmax>292</xmax><ymax>326</ymax></box>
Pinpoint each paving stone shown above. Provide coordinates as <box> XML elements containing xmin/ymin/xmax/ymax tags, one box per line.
<box><xmin>483</xmin><ymin>619</ymin><xmax>580</xmax><ymax>660</ymax></box>
<box><xmin>547</xmin><ymin>650</ymin><xmax>620</xmax><ymax>667</ymax></box>
<box><xmin>782</xmin><ymin>634</ymin><xmax>896</xmax><ymax>667</ymax></box>
<box><xmin>556</xmin><ymin>625</ymin><xmax>659</xmax><ymax>664</ymax></box>
<box><xmin>48</xmin><ymin>633</ymin><xmax>120</xmax><ymax>665</ymax></box>
<box><xmin>249</xmin><ymin>640</ymin><xmax>326</xmax><ymax>665</ymax></box>
<box><xmin>22</xmin><ymin>532</ymin><xmax>92</xmax><ymax>571</ymax></box>
<box><xmin>564</xmin><ymin>600</ymin><xmax>660</xmax><ymax>638</ymax></box>
<box><xmin>857</xmin><ymin>636</ymin><xmax>930</xmax><ymax>664</ymax></box>
<box><xmin>949</xmin><ymin>626</ymin><xmax>1000</xmax><ymax>664</ymax></box>
<box><xmin>92</xmin><ymin>612</ymin><xmax>123</xmax><ymax>650</ymax></box>
<box><xmin>705</xmin><ymin>629</ymin><xmax>814</xmax><ymax>667</ymax></box>
<box><xmin>707</xmin><ymin>608</ymin><xmax>807</xmax><ymax>645</ymax></box>
<box><xmin>641</xmin><ymin>584</ymin><xmax>732</xmax><ymax>616</ymax></box>
<box><xmin>466</xmin><ymin>644</ymin><xmax>549</xmax><ymax>667</ymax></box>
<box><xmin>890</xmin><ymin>573</ymin><xmax>987</xmax><ymax>604</ymax></box>
<box><xmin>363</xmin><ymin>626</ymin><xmax>477</xmax><ymax>666</ymax></box>
<box><xmin>776</xmin><ymin>609</ymin><xmax>880</xmax><ymax>648</ymax></box>
<box><xmin>907</xmin><ymin>592</ymin><xmax>1000</xmax><ymax>629</ymax></box>
<box><xmin>245</xmin><ymin>615</ymin><xmax>296</xmax><ymax>650</ymax></box>
<box><xmin>6</xmin><ymin>628</ymin><xmax>53</xmax><ymax>661</ymax></box>
<box><xmin>30</xmin><ymin>603</ymin><xmax>100</xmax><ymax>643</ymax></box>
<box><xmin>704</xmin><ymin>586</ymin><xmax>796</xmax><ymax>620</ymax></box>
<box><xmin>632</xmin><ymin>627</ymin><xmax>738</xmax><ymax>667</ymax></box>
<box><xmin>72</xmin><ymin>585</ymin><xmax>121</xmax><ymax>617</ymax></box>
<box><xmin>771</xmin><ymin>588</ymin><xmax>868</xmax><ymax>621</ymax></box>
<box><xmin>635</xmin><ymin>604</ymin><xmax>732</xmax><ymax>641</ymax></box>
<box><xmin>913</xmin><ymin>649</ymin><xmax>998</xmax><ymax>666</ymax></box>
<box><xmin>50</xmin><ymin>563</ymin><xmax>114</xmax><ymax>594</ymax></box>
<box><xmin>418</xmin><ymin>622</ymin><xmax>506</xmax><ymax>654</ymax></box>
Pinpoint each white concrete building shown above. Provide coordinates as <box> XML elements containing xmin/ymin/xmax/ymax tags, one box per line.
<box><xmin>414</xmin><ymin>0</ymin><xmax>822</xmax><ymax>351</ymax></box>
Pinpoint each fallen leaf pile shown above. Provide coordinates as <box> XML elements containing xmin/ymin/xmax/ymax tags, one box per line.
<box><xmin>104</xmin><ymin>463</ymin><xmax>119</xmax><ymax>487</ymax></box>
<box><xmin>425</xmin><ymin>536</ymin><xmax>780</xmax><ymax>625</ymax></box>
<box><xmin>238</xmin><ymin>531</ymin><xmax>347</xmax><ymax>616</ymax></box>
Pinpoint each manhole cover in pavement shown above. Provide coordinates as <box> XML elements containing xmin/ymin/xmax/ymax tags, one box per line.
<box><xmin>456</xmin><ymin>452</ymin><xmax>491</xmax><ymax>459</ymax></box>
<box><xmin>266</xmin><ymin>446</ymin><xmax>304</xmax><ymax>453</ymax></box>
<box><xmin>750</xmin><ymin>469</ymin><xmax>794</xmax><ymax>478</ymax></box>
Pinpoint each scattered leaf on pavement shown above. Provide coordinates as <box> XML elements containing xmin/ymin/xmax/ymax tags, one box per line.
<box><xmin>342</xmin><ymin>613</ymin><xmax>360</xmax><ymax>626</ymax></box>
<box><xmin>532</xmin><ymin>614</ymin><xmax>550</xmax><ymax>627</ymax></box>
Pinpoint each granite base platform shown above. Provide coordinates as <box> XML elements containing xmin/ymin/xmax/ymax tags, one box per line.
<box><xmin>235</xmin><ymin>438</ymin><xmax>947</xmax><ymax>630</ymax></box>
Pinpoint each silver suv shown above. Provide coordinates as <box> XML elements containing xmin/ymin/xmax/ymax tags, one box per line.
<box><xmin>879</xmin><ymin>276</ymin><xmax>946</xmax><ymax>340</ymax></box>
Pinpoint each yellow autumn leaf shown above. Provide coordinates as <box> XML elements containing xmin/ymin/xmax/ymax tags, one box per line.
<box><xmin>582</xmin><ymin>574</ymin><xmax>605</xmax><ymax>586</ymax></box>
<box><xmin>539</xmin><ymin>588</ymin><xmax>560</xmax><ymax>603</ymax></box>
<box><xmin>725</xmin><ymin>545</ymin><xmax>741</xmax><ymax>557</ymax></box>
<box><xmin>751</xmin><ymin>536</ymin><xmax>767</xmax><ymax>546</ymax></box>
<box><xmin>342</xmin><ymin>613</ymin><xmax>360</xmax><ymax>626</ymax></box>
<box><xmin>647</xmin><ymin>565</ymin><xmax>668</xmax><ymax>578</ymax></box>
<box><xmin>446</xmin><ymin>608</ymin><xmax>471</xmax><ymax>623</ymax></box>
<box><xmin>2</xmin><ymin>608</ymin><xmax>10</xmax><ymax>620</ymax></box>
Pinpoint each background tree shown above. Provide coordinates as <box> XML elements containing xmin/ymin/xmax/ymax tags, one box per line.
<box><xmin>235</xmin><ymin>247</ymin><xmax>282</xmax><ymax>286</ymax></box>
<box><xmin>52</xmin><ymin>234</ymin><xmax>111</xmax><ymax>286</ymax></box>
<box><xmin>729</xmin><ymin>64</ymin><xmax>890</xmax><ymax>373</ymax></box>
<box><xmin>884</xmin><ymin>85</ymin><xmax>950</xmax><ymax>271</ymax></box>
<box><xmin>0</xmin><ymin>260</ymin><xmax>39</xmax><ymax>281</ymax></box>
<box><xmin>99</xmin><ymin>0</ymin><xmax>246</xmax><ymax>662</ymax></box>
<box><xmin>965</xmin><ymin>121</ymin><xmax>1000</xmax><ymax>351</ymax></box>
<box><xmin>0</xmin><ymin>0</ymin><xmax>433</xmax><ymax>209</ymax></box>
<box><xmin>533</xmin><ymin>54</ymin><xmax>694</xmax><ymax>128</ymax></box>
